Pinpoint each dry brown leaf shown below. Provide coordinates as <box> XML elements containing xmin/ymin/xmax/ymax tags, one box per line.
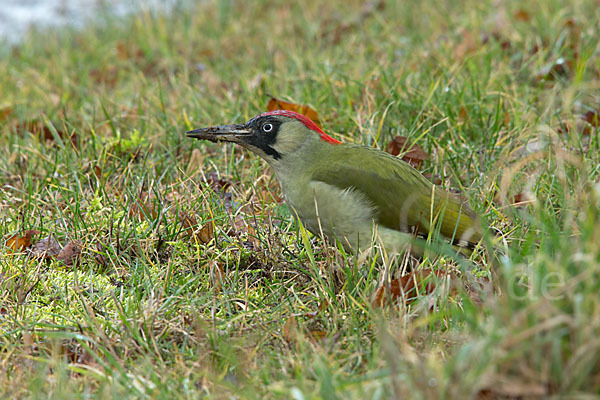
<box><xmin>308</xmin><ymin>330</ymin><xmax>328</xmax><ymax>343</ymax></box>
<box><xmin>94</xmin><ymin>242</ymin><xmax>110</xmax><ymax>268</ymax></box>
<box><xmin>205</xmin><ymin>172</ymin><xmax>232</xmax><ymax>193</ymax></box>
<box><xmin>583</xmin><ymin>109</ymin><xmax>600</xmax><ymax>127</ymax></box>
<box><xmin>267</xmin><ymin>97</ymin><xmax>322</xmax><ymax>129</ymax></box>
<box><xmin>459</xmin><ymin>105</ymin><xmax>468</xmax><ymax>122</ymax></box>
<box><xmin>373</xmin><ymin>269</ymin><xmax>451</xmax><ymax>307</ymax></box>
<box><xmin>282</xmin><ymin>316</ymin><xmax>331</xmax><ymax>345</ymax></box>
<box><xmin>513</xmin><ymin>9</ymin><xmax>531</xmax><ymax>21</ymax></box>
<box><xmin>422</xmin><ymin>173</ymin><xmax>444</xmax><ymax>186</ymax></box>
<box><xmin>557</xmin><ymin>118</ymin><xmax>593</xmax><ymax>136</ymax></box>
<box><xmin>535</xmin><ymin>58</ymin><xmax>573</xmax><ymax>81</ymax></box>
<box><xmin>282</xmin><ymin>316</ymin><xmax>298</xmax><ymax>343</ymax></box>
<box><xmin>57</xmin><ymin>241</ymin><xmax>82</xmax><ymax>266</ymax></box>
<box><xmin>232</xmin><ymin>214</ymin><xmax>247</xmax><ymax>232</ymax></box>
<box><xmin>511</xmin><ymin>192</ymin><xmax>534</xmax><ymax>207</ymax></box>
<box><xmin>245</xmin><ymin>224</ymin><xmax>261</xmax><ymax>250</ymax></box>
<box><xmin>385</xmin><ymin>136</ymin><xmax>428</xmax><ymax>169</ymax></box>
<box><xmin>5</xmin><ymin>230</ymin><xmax>40</xmax><ymax>252</ymax></box>
<box><xmin>198</xmin><ymin>221</ymin><xmax>214</xmax><ymax>244</ymax></box>
<box><xmin>481</xmin><ymin>32</ymin><xmax>511</xmax><ymax>50</ymax></box>
<box><xmin>116</xmin><ymin>41</ymin><xmax>144</xmax><ymax>61</ymax></box>
<box><xmin>454</xmin><ymin>29</ymin><xmax>480</xmax><ymax>59</ymax></box>
<box><xmin>89</xmin><ymin>66</ymin><xmax>119</xmax><ymax>87</ymax></box>
<box><xmin>30</xmin><ymin>235</ymin><xmax>62</xmax><ymax>259</ymax></box>
<box><xmin>0</xmin><ymin>106</ymin><xmax>13</xmax><ymax>121</ymax></box>
<box><xmin>60</xmin><ymin>342</ymin><xmax>96</xmax><ymax>367</ymax></box>
<box><xmin>503</xmin><ymin>111</ymin><xmax>511</xmax><ymax>127</ymax></box>
<box><xmin>178</xmin><ymin>212</ymin><xmax>198</xmax><ymax>240</ymax></box>
<box><xmin>93</xmin><ymin>165</ymin><xmax>102</xmax><ymax>180</ymax></box>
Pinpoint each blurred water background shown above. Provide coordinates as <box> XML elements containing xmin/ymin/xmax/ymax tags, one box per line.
<box><xmin>0</xmin><ymin>0</ymin><xmax>184</xmax><ymax>45</ymax></box>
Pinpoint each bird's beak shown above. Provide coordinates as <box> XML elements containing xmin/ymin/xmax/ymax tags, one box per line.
<box><xmin>186</xmin><ymin>124</ymin><xmax>251</xmax><ymax>143</ymax></box>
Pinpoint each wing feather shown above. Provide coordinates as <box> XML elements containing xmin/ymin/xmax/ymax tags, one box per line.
<box><xmin>310</xmin><ymin>144</ymin><xmax>481</xmax><ymax>245</ymax></box>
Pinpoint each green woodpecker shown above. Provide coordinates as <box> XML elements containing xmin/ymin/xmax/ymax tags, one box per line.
<box><xmin>186</xmin><ymin>110</ymin><xmax>482</xmax><ymax>255</ymax></box>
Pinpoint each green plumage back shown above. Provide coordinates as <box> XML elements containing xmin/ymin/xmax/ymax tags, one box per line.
<box><xmin>310</xmin><ymin>144</ymin><xmax>482</xmax><ymax>246</ymax></box>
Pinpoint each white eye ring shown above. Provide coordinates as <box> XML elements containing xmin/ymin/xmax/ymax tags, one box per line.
<box><xmin>262</xmin><ymin>123</ymin><xmax>273</xmax><ymax>133</ymax></box>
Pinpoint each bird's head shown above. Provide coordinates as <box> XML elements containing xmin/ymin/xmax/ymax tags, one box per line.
<box><xmin>186</xmin><ymin>110</ymin><xmax>341</xmax><ymax>163</ymax></box>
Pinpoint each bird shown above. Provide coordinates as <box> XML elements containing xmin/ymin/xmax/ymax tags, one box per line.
<box><xmin>186</xmin><ymin>110</ymin><xmax>482</xmax><ymax>256</ymax></box>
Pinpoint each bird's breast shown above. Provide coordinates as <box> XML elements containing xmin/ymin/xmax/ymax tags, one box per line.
<box><xmin>277</xmin><ymin>173</ymin><xmax>376</xmax><ymax>249</ymax></box>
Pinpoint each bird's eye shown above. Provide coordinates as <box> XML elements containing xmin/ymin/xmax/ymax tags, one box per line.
<box><xmin>261</xmin><ymin>123</ymin><xmax>273</xmax><ymax>133</ymax></box>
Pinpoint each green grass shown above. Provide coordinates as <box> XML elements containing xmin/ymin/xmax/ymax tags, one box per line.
<box><xmin>1</xmin><ymin>0</ymin><xmax>600</xmax><ymax>398</ymax></box>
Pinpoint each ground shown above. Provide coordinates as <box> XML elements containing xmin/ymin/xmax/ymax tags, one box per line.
<box><xmin>1</xmin><ymin>0</ymin><xmax>599</xmax><ymax>398</ymax></box>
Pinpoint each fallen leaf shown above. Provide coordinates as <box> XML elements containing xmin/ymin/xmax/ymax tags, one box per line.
<box><xmin>89</xmin><ymin>66</ymin><xmax>119</xmax><ymax>87</ymax></box>
<box><xmin>178</xmin><ymin>212</ymin><xmax>199</xmax><ymax>240</ymax></box>
<box><xmin>116</xmin><ymin>41</ymin><xmax>144</xmax><ymax>61</ymax></box>
<box><xmin>232</xmin><ymin>214</ymin><xmax>247</xmax><ymax>233</ymax></box>
<box><xmin>513</xmin><ymin>9</ymin><xmax>531</xmax><ymax>21</ymax></box>
<box><xmin>373</xmin><ymin>269</ymin><xmax>451</xmax><ymax>307</ymax></box>
<box><xmin>583</xmin><ymin>109</ymin><xmax>600</xmax><ymax>127</ymax></box>
<box><xmin>459</xmin><ymin>105</ymin><xmax>468</xmax><ymax>122</ymax></box>
<box><xmin>205</xmin><ymin>172</ymin><xmax>231</xmax><ymax>193</ymax></box>
<box><xmin>454</xmin><ymin>29</ymin><xmax>480</xmax><ymax>59</ymax></box>
<box><xmin>222</xmin><ymin>192</ymin><xmax>235</xmax><ymax>212</ymax></box>
<box><xmin>422</xmin><ymin>173</ymin><xmax>443</xmax><ymax>186</ymax></box>
<box><xmin>304</xmin><ymin>300</ymin><xmax>329</xmax><ymax>319</ymax></box>
<box><xmin>57</xmin><ymin>241</ymin><xmax>82</xmax><ymax>266</ymax></box>
<box><xmin>4</xmin><ymin>230</ymin><xmax>40</xmax><ymax>252</ymax></box>
<box><xmin>94</xmin><ymin>242</ymin><xmax>110</xmax><ymax>268</ymax></box>
<box><xmin>267</xmin><ymin>97</ymin><xmax>322</xmax><ymax>129</ymax></box>
<box><xmin>198</xmin><ymin>221</ymin><xmax>214</xmax><ymax>244</ymax></box>
<box><xmin>535</xmin><ymin>58</ymin><xmax>573</xmax><ymax>81</ymax></box>
<box><xmin>385</xmin><ymin>136</ymin><xmax>428</xmax><ymax>168</ymax></box>
<box><xmin>245</xmin><ymin>224</ymin><xmax>261</xmax><ymax>250</ymax></box>
<box><xmin>481</xmin><ymin>32</ymin><xmax>511</xmax><ymax>50</ymax></box>
<box><xmin>282</xmin><ymin>316</ymin><xmax>332</xmax><ymax>345</ymax></box>
<box><xmin>563</xmin><ymin>17</ymin><xmax>581</xmax><ymax>61</ymax></box>
<box><xmin>76</xmin><ymin>347</ymin><xmax>95</xmax><ymax>366</ymax></box>
<box><xmin>0</xmin><ymin>106</ymin><xmax>13</xmax><ymax>121</ymax></box>
<box><xmin>557</xmin><ymin>118</ymin><xmax>593</xmax><ymax>136</ymax></box>
<box><xmin>308</xmin><ymin>330</ymin><xmax>328</xmax><ymax>342</ymax></box>
<box><xmin>93</xmin><ymin>165</ymin><xmax>102</xmax><ymax>180</ymax></box>
<box><xmin>503</xmin><ymin>111</ymin><xmax>511</xmax><ymax>127</ymax></box>
<box><xmin>30</xmin><ymin>235</ymin><xmax>62</xmax><ymax>259</ymax></box>
<box><xmin>282</xmin><ymin>316</ymin><xmax>298</xmax><ymax>343</ymax></box>
<box><xmin>512</xmin><ymin>192</ymin><xmax>534</xmax><ymax>207</ymax></box>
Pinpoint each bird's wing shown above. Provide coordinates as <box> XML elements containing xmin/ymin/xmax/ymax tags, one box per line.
<box><xmin>310</xmin><ymin>144</ymin><xmax>482</xmax><ymax>245</ymax></box>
